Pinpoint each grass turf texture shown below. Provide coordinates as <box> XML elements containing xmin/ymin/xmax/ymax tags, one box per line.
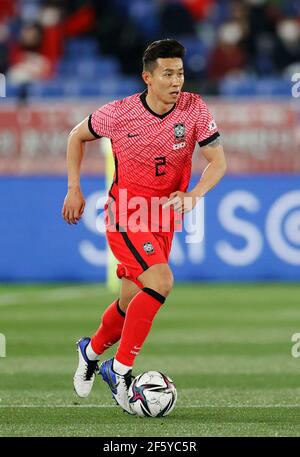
<box><xmin>0</xmin><ymin>283</ymin><xmax>300</xmax><ymax>437</ymax></box>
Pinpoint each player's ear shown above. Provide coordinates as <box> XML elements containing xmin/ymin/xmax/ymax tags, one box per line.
<box><xmin>142</xmin><ymin>71</ymin><xmax>151</xmax><ymax>86</ymax></box>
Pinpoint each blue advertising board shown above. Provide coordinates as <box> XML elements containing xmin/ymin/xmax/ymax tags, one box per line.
<box><xmin>0</xmin><ymin>176</ymin><xmax>299</xmax><ymax>281</ymax></box>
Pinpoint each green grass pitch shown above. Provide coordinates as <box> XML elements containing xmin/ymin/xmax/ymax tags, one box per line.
<box><xmin>1</xmin><ymin>282</ymin><xmax>300</xmax><ymax>437</ymax></box>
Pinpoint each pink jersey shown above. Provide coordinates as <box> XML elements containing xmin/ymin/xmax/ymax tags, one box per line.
<box><xmin>89</xmin><ymin>90</ymin><xmax>219</xmax><ymax>231</ymax></box>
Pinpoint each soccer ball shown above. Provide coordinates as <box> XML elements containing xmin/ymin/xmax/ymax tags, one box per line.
<box><xmin>128</xmin><ymin>371</ymin><xmax>177</xmax><ymax>417</ymax></box>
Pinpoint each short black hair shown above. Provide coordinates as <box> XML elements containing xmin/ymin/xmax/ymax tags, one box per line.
<box><xmin>143</xmin><ymin>39</ymin><xmax>185</xmax><ymax>72</ymax></box>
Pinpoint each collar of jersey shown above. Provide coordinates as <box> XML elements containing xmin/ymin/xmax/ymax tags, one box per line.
<box><xmin>140</xmin><ymin>90</ymin><xmax>176</xmax><ymax>119</ymax></box>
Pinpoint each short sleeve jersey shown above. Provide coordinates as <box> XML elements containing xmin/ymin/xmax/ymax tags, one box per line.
<box><xmin>89</xmin><ymin>91</ymin><xmax>220</xmax><ymax>227</ymax></box>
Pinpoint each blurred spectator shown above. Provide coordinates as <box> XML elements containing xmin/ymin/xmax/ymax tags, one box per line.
<box><xmin>1</xmin><ymin>0</ymin><xmax>300</xmax><ymax>97</ymax></box>
<box><xmin>7</xmin><ymin>22</ymin><xmax>52</xmax><ymax>84</ymax></box>
<box><xmin>207</xmin><ymin>21</ymin><xmax>247</xmax><ymax>91</ymax></box>
<box><xmin>0</xmin><ymin>22</ymin><xmax>9</xmax><ymax>74</ymax></box>
<box><xmin>0</xmin><ymin>0</ymin><xmax>15</xmax><ymax>21</ymax></box>
<box><xmin>0</xmin><ymin>0</ymin><xmax>16</xmax><ymax>74</ymax></box>
<box><xmin>273</xmin><ymin>18</ymin><xmax>300</xmax><ymax>73</ymax></box>
<box><xmin>229</xmin><ymin>0</ymin><xmax>249</xmax><ymax>38</ymax></box>
<box><xmin>4</xmin><ymin>0</ymin><xmax>98</xmax><ymax>101</ymax></box>
<box><xmin>92</xmin><ymin>1</ymin><xmax>147</xmax><ymax>74</ymax></box>
<box><xmin>244</xmin><ymin>0</ymin><xmax>279</xmax><ymax>73</ymax></box>
<box><xmin>38</xmin><ymin>0</ymin><xmax>95</xmax><ymax>64</ymax></box>
<box><xmin>182</xmin><ymin>0</ymin><xmax>216</xmax><ymax>21</ymax></box>
<box><xmin>158</xmin><ymin>0</ymin><xmax>196</xmax><ymax>36</ymax></box>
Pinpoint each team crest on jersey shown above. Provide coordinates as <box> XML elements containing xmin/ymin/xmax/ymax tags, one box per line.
<box><xmin>143</xmin><ymin>242</ymin><xmax>155</xmax><ymax>254</ymax></box>
<box><xmin>174</xmin><ymin>123</ymin><xmax>185</xmax><ymax>140</ymax></box>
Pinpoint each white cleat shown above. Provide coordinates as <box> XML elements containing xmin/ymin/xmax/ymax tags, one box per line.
<box><xmin>73</xmin><ymin>337</ymin><xmax>99</xmax><ymax>398</ymax></box>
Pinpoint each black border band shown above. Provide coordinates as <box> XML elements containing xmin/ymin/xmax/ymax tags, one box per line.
<box><xmin>198</xmin><ymin>131</ymin><xmax>220</xmax><ymax>148</ymax></box>
<box><xmin>142</xmin><ymin>287</ymin><xmax>166</xmax><ymax>304</ymax></box>
<box><xmin>88</xmin><ymin>114</ymin><xmax>102</xmax><ymax>139</ymax></box>
<box><xmin>114</xmin><ymin>152</ymin><xmax>118</xmax><ymax>184</ymax></box>
<box><xmin>140</xmin><ymin>90</ymin><xmax>176</xmax><ymax>119</ymax></box>
<box><xmin>116</xmin><ymin>299</ymin><xmax>126</xmax><ymax>317</ymax></box>
<box><xmin>116</xmin><ymin>223</ymin><xmax>149</xmax><ymax>272</ymax></box>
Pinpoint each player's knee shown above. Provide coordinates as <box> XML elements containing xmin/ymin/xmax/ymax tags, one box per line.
<box><xmin>118</xmin><ymin>294</ymin><xmax>134</xmax><ymax>312</ymax></box>
<box><xmin>118</xmin><ymin>300</ymin><xmax>128</xmax><ymax>313</ymax></box>
<box><xmin>119</xmin><ymin>278</ymin><xmax>141</xmax><ymax>312</ymax></box>
<box><xmin>157</xmin><ymin>275</ymin><xmax>173</xmax><ymax>297</ymax></box>
<box><xmin>144</xmin><ymin>273</ymin><xmax>173</xmax><ymax>298</ymax></box>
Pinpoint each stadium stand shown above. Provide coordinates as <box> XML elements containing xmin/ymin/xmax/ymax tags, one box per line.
<box><xmin>1</xmin><ymin>0</ymin><xmax>300</xmax><ymax>100</ymax></box>
<box><xmin>1</xmin><ymin>0</ymin><xmax>300</xmax><ymax>174</ymax></box>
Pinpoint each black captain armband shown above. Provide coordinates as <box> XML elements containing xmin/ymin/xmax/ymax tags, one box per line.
<box><xmin>88</xmin><ymin>114</ymin><xmax>102</xmax><ymax>139</ymax></box>
<box><xmin>198</xmin><ymin>132</ymin><xmax>221</xmax><ymax>148</ymax></box>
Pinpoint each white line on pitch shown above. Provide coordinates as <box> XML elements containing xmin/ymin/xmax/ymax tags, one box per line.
<box><xmin>0</xmin><ymin>287</ymin><xmax>111</xmax><ymax>307</ymax></box>
<box><xmin>0</xmin><ymin>404</ymin><xmax>299</xmax><ymax>408</ymax></box>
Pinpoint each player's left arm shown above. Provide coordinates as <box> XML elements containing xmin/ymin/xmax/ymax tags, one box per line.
<box><xmin>189</xmin><ymin>136</ymin><xmax>227</xmax><ymax>200</ymax></box>
<box><xmin>165</xmin><ymin>137</ymin><xmax>227</xmax><ymax>213</ymax></box>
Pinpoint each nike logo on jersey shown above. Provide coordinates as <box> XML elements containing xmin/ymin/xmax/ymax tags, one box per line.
<box><xmin>128</xmin><ymin>133</ymin><xmax>139</xmax><ymax>137</ymax></box>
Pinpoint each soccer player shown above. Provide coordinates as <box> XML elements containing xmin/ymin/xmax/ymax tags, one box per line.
<box><xmin>62</xmin><ymin>39</ymin><xmax>226</xmax><ymax>414</ymax></box>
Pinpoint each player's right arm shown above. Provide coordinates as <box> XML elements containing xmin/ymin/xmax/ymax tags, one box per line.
<box><xmin>62</xmin><ymin>101</ymin><xmax>116</xmax><ymax>224</ymax></box>
<box><xmin>62</xmin><ymin>117</ymin><xmax>97</xmax><ymax>225</ymax></box>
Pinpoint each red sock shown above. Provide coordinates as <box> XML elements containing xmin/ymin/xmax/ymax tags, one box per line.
<box><xmin>90</xmin><ymin>299</ymin><xmax>125</xmax><ymax>354</ymax></box>
<box><xmin>115</xmin><ymin>288</ymin><xmax>165</xmax><ymax>366</ymax></box>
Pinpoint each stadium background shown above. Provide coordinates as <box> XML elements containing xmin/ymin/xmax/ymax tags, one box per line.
<box><xmin>1</xmin><ymin>0</ymin><xmax>300</xmax><ymax>438</ymax></box>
